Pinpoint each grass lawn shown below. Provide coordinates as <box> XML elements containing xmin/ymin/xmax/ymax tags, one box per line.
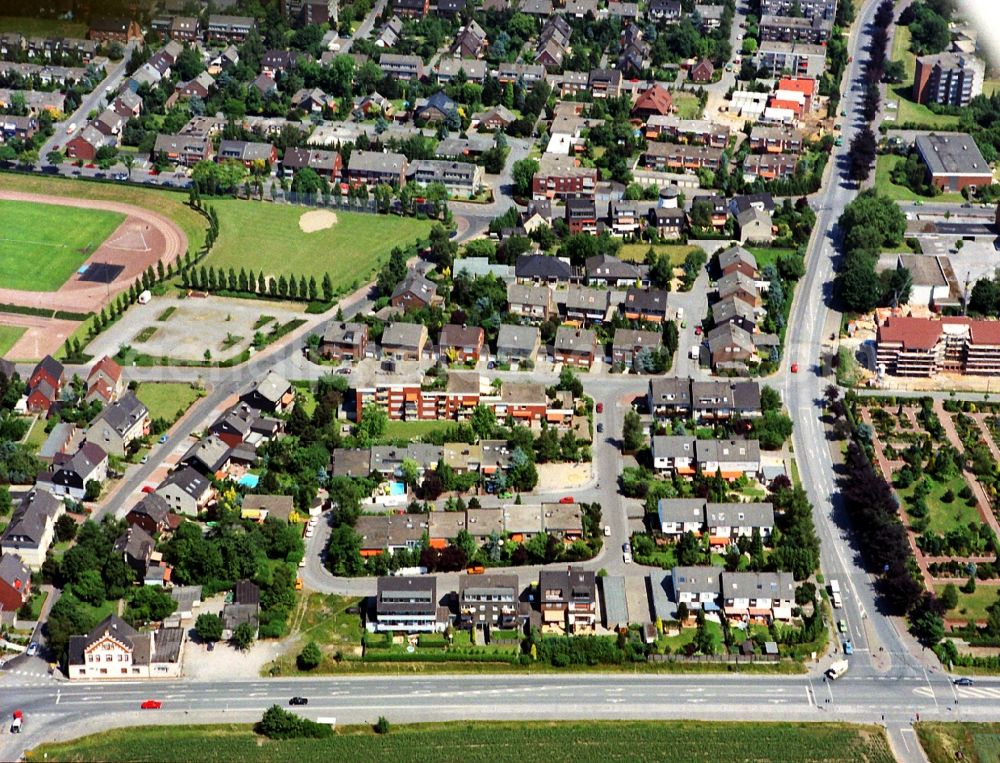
<box><xmin>0</xmin><ymin>16</ymin><xmax>87</xmax><ymax>36</ymax></box>
<box><xmin>266</xmin><ymin>593</ymin><xmax>365</xmax><ymax>675</ymax></box>
<box><xmin>917</xmin><ymin>722</ymin><xmax>1000</xmax><ymax>763</ymax></box>
<box><xmin>984</xmin><ymin>79</ymin><xmax>1000</xmax><ymax>97</ymax></box>
<box><xmin>897</xmin><ymin>473</ymin><xmax>979</xmax><ymax>536</ymax></box>
<box><xmin>747</xmin><ymin>246</ymin><xmax>796</xmax><ymax>272</ymax></box>
<box><xmin>0</xmin><ymin>324</ymin><xmax>26</xmax><ymax>357</ymax></box>
<box><xmin>0</xmin><ymin>174</ymin><xmax>207</xmax><ymax>256</ymax></box>
<box><xmin>934</xmin><ymin>583</ymin><xmax>1000</xmax><ymax>622</ymax></box>
<box><xmin>673</xmin><ymin>92</ymin><xmax>703</xmax><ymax>120</ymax></box>
<box><xmin>0</xmin><ymin>200</ymin><xmax>125</xmax><ymax>291</ymax></box>
<box><xmin>205</xmin><ymin>201</ymin><xmax>433</xmax><ymax>292</ymax></box>
<box><xmin>135</xmin><ymin>382</ymin><xmax>203</xmax><ymax>424</ymax></box>
<box><xmin>889</xmin><ymin>85</ymin><xmax>961</xmax><ymax>129</ymax></box>
<box><xmin>23</xmin><ymin>416</ymin><xmax>49</xmax><ymax>452</ymax></box>
<box><xmin>874</xmin><ymin>155</ymin><xmax>966</xmax><ymax>203</ymax></box>
<box><xmin>26</xmin><ymin>721</ymin><xmax>895</xmax><ymax>763</ymax></box>
<box><xmin>384</xmin><ymin>419</ymin><xmax>454</xmax><ymax>441</ymax></box>
<box><xmin>619</xmin><ymin>243</ymin><xmax>701</xmax><ymax>265</ymax></box>
<box><xmin>891</xmin><ymin>24</ymin><xmax>914</xmax><ymax>81</ymax></box>
<box><xmin>77</xmin><ymin>598</ymin><xmax>119</xmax><ymax>625</ymax></box>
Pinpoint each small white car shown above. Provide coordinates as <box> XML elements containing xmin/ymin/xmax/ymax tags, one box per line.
<box><xmin>604</xmin><ymin>526</ymin><xmax>611</xmax><ymax>537</ymax></box>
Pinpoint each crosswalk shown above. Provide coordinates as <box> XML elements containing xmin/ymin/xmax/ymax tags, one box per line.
<box><xmin>913</xmin><ymin>684</ymin><xmax>1000</xmax><ymax>700</ymax></box>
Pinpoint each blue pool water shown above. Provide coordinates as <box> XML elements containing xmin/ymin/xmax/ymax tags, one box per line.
<box><xmin>239</xmin><ymin>474</ymin><xmax>260</xmax><ymax>488</ymax></box>
<box><xmin>389</xmin><ymin>481</ymin><xmax>406</xmax><ymax>496</ymax></box>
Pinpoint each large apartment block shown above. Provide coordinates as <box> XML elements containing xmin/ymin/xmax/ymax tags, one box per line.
<box><xmin>756</xmin><ymin>42</ymin><xmax>828</xmax><ymax>78</ymax></box>
<box><xmin>913</xmin><ymin>53</ymin><xmax>983</xmax><ymax>107</ymax></box>
<box><xmin>760</xmin><ymin>0</ymin><xmax>837</xmax><ymax>19</ymax></box>
<box><xmin>759</xmin><ymin>14</ymin><xmax>833</xmax><ymax>44</ymax></box>
<box><xmin>876</xmin><ymin>316</ymin><xmax>1000</xmax><ymax>376</ymax></box>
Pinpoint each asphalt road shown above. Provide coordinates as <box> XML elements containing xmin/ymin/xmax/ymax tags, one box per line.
<box><xmin>1</xmin><ymin>670</ymin><xmax>995</xmax><ymax>760</ymax></box>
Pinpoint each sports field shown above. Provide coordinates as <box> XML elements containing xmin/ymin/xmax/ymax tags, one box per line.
<box><xmin>0</xmin><ymin>199</ymin><xmax>125</xmax><ymax>291</ymax></box>
<box><xmin>0</xmin><ymin>324</ymin><xmax>26</xmax><ymax>356</ymax></box>
<box><xmin>26</xmin><ymin>720</ymin><xmax>894</xmax><ymax>763</ymax></box>
<box><xmin>204</xmin><ymin>200</ymin><xmax>433</xmax><ymax>291</ymax></box>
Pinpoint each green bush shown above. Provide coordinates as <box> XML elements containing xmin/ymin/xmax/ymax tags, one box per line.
<box><xmin>256</xmin><ymin>705</ymin><xmax>332</xmax><ymax>740</ymax></box>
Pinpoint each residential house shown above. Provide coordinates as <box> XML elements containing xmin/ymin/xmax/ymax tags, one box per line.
<box><xmin>657</xmin><ymin>498</ymin><xmax>706</xmax><ymax>536</ymax></box>
<box><xmin>458</xmin><ymin>573</ymin><xmax>520</xmax><ymax>630</ymax></box>
<box><xmin>705</xmin><ymin>501</ymin><xmax>774</xmax><ymax>545</ymax></box>
<box><xmin>586</xmin><ymin>254</ymin><xmax>640</xmax><ymax>287</ymax></box>
<box><xmin>717</xmin><ymin>246</ymin><xmax>759</xmax><ymax>278</ymax></box>
<box><xmin>241</xmin><ymin>494</ymin><xmax>294</xmax><ymax>523</ymax></box>
<box><xmin>0</xmin><ymin>554</ymin><xmax>31</xmax><ymax>616</ymax></box>
<box><xmin>565</xmin><ymin>198</ymin><xmax>598</xmax><ymax>235</ymax></box>
<box><xmin>156</xmin><ymin>466</ymin><xmax>213</xmax><ymax>516</ymax></box>
<box><xmin>179</xmin><ymin>436</ymin><xmax>232</xmax><ymax>478</ymax></box>
<box><xmin>37</xmin><ymin>423</ymin><xmax>79</xmax><ymax>466</ymax></box>
<box><xmin>439</xmin><ymin>324</ymin><xmax>486</xmax><ymax>363</ymax></box>
<box><xmin>0</xmin><ymin>115</ymin><xmax>38</xmax><ymax>142</ymax></box>
<box><xmin>689</xmin><ymin>59</ymin><xmax>715</xmax><ymax>83</ymax></box>
<box><xmin>250</xmin><ymin>72</ymin><xmax>277</xmax><ymax>97</ymax></box>
<box><xmin>451</xmin><ymin>22</ymin><xmax>487</xmax><ymax>58</ymax></box>
<box><xmin>378</xmin><ymin>53</ymin><xmax>424</xmax><ymax>81</ymax></box>
<box><xmin>553</xmin><ymin>326</ymin><xmax>599</xmax><ymax>368</ymax></box>
<box><xmin>64</xmin><ymin>125</ymin><xmax>115</xmax><ymax>161</ymax></box>
<box><xmin>152</xmin><ymin>133</ymin><xmax>213</xmax><ymax>167</ymax></box>
<box><xmin>321</xmin><ymin>322</ymin><xmax>369</xmax><ymax>361</ymax></box>
<box><xmin>695</xmin><ymin>3</ymin><xmax>724</xmax><ymax>30</ymax></box>
<box><xmin>539</xmin><ymin>566</ymin><xmax>596</xmax><ymax>633</ymax></box>
<box><xmin>643</xmin><ymin>142</ymin><xmax>723</xmax><ymax>173</ymax></box>
<box><xmin>291</xmin><ymin>87</ymin><xmax>333</xmax><ymax>113</ymax></box>
<box><xmin>707</xmin><ymin>322</ymin><xmax>758</xmax><ymax>371</ymax></box>
<box><xmin>436</xmin><ymin>58</ymin><xmax>487</xmax><ymax>83</ymax></box>
<box><xmin>437</xmin><ymin>0</ymin><xmax>467</xmax><ymax>15</ymax></box>
<box><xmin>749</xmin><ymin>125</ymin><xmax>804</xmax><ymax>154</ymax></box>
<box><xmin>712</xmin><ymin>295</ymin><xmax>757</xmax><ymax>329</ymax></box>
<box><xmin>408</xmin><ymin>160</ymin><xmax>483</xmax><ymax>196</ymax></box>
<box><xmin>67</xmin><ymin>614</ymin><xmax>183</xmax><ymax>679</ymax></box>
<box><xmin>691</xmin><ymin>380</ymin><xmax>762</xmax><ymax>421</ymax></box>
<box><xmin>562</xmin><ymin>285</ymin><xmax>611</xmax><ymax>324</ymax></box>
<box><xmin>88</xmin><ymin>17</ymin><xmax>142</xmax><ymax>43</ymax></box>
<box><xmin>474</xmin><ymin>105</ymin><xmax>516</xmax><ymax>131</ymax></box>
<box><xmin>282</xmin><ymin>147</ymin><xmax>342</xmax><ymax>180</ymax></box>
<box><xmin>348</xmin><ymin>149</ymin><xmax>408</xmax><ymax>187</ymax></box>
<box><xmin>647</xmin><ymin>0</ymin><xmax>682</xmax><ymax>22</ymax></box>
<box><xmin>651</xmin><ymin>435</ymin><xmax>697</xmax><ymax>475</ymax></box>
<box><xmin>612</xmin><ymin>328</ymin><xmax>663</xmax><ymax>366</ymax></box>
<box><xmin>589</xmin><ymin>68</ymin><xmax>623</xmax><ymax>98</ymax></box>
<box><xmin>428</xmin><ymin>511</ymin><xmax>467</xmax><ymax>549</ymax></box>
<box><xmin>85</xmin><ymin>392</ymin><xmax>149</xmax><ymax>458</ymax></box>
<box><xmin>27</xmin><ymin>355</ymin><xmax>64</xmax><ymax>413</ymax></box>
<box><xmin>493</xmin><ymin>382</ymin><xmax>548</xmax><ymax>422</ymax></box>
<box><xmin>760</xmin><ymin>14</ymin><xmax>833</xmax><ymax>44</ymax></box>
<box><xmin>415</xmin><ymin>90</ymin><xmax>458</xmax><ymax>124</ymax></box>
<box><xmin>381</xmin><ymin>322</ymin><xmax>429</xmax><ymax>360</ymax></box>
<box><xmin>609</xmin><ymin>200</ymin><xmax>645</xmax><ymax>237</ymax></box>
<box><xmin>370</xmin><ymin>576</ymin><xmax>448</xmax><ymax>632</ymax></box>
<box><xmin>716</xmin><ymin>270</ymin><xmax>761</xmax><ymax>308</ymax></box>
<box><xmin>126</xmin><ymin>494</ymin><xmax>175</xmax><ymax>537</ymax></box>
<box><xmin>514</xmin><ymin>255</ymin><xmax>574</xmax><ymax>285</ymax></box>
<box><xmin>331</xmin><ymin>448</ymin><xmax>373</xmax><ymax>478</ymax></box>
<box><xmin>216</xmin><ymin>139</ymin><xmax>278</xmax><ymax>169</ymax></box>
<box><xmin>543</xmin><ymin>502</ymin><xmax>585</xmax><ymax>541</ymax></box>
<box><xmin>242</xmin><ymin>372</ymin><xmax>293</xmax><ymax>414</ymax></box>
<box><xmin>206</xmin><ymin>15</ymin><xmax>257</xmax><ymax>43</ymax></box>
<box><xmin>913</xmin><ymin>52</ymin><xmax>983</xmax><ymax>107</ymax></box>
<box><xmin>622</xmin><ymin>287</ymin><xmax>669</xmax><ymax>323</ymax></box>
<box><xmin>496</xmin><ymin>325</ymin><xmax>542</xmax><ymax>364</ymax></box>
<box><xmin>113</xmin><ymin>525</ymin><xmax>155</xmax><ymax>578</ymax></box>
<box><xmin>391</xmin><ymin>270</ymin><xmax>439</xmax><ymax>312</ymax></box>
<box><xmin>532</xmin><ymin>156</ymin><xmax>598</xmax><ymax>200</ymax></box>
<box><xmin>720</xmin><ymin>571</ymin><xmax>795</xmax><ymax>621</ymax></box>
<box><xmin>649</xmin><ymin>206</ymin><xmax>686</xmax><ymax>239</ymax></box>
<box><xmin>756</xmin><ymin>41</ymin><xmax>827</xmax><ymax>79</ymax></box>
<box><xmin>735</xmin><ymin>206</ymin><xmax>773</xmax><ymax>244</ymax></box>
<box><xmin>375</xmin><ymin>15</ymin><xmax>403</xmax><ymax>47</ymax></box>
<box><xmin>671</xmin><ymin>566</ymin><xmax>720</xmax><ymax>611</ymax></box>
<box><xmin>176</xmin><ymin>71</ymin><xmax>215</xmax><ymax>100</ymax></box>
<box><xmin>644</xmin><ymin>116</ymin><xmax>730</xmax><ymax>147</ymax></box>
<box><xmin>632</xmin><ymin>84</ymin><xmax>674</xmax><ymax>119</ymax></box>
<box><xmin>36</xmin><ymin>442</ymin><xmax>107</xmax><ymax>500</ymax></box>
<box><xmin>0</xmin><ymin>489</ymin><xmax>64</xmax><ymax>569</ymax></box>
<box><xmin>393</xmin><ymin>0</ymin><xmax>431</xmax><ymax>18</ymax></box>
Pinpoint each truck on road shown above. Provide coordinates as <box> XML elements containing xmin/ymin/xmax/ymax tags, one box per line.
<box><xmin>829</xmin><ymin>579</ymin><xmax>842</xmax><ymax>609</ymax></box>
<box><xmin>826</xmin><ymin>660</ymin><xmax>849</xmax><ymax>680</ymax></box>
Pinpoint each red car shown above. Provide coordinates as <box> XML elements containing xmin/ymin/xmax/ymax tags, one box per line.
<box><xmin>141</xmin><ymin>485</ymin><xmax>155</xmax><ymax>494</ymax></box>
<box><xmin>791</xmin><ymin>363</ymin><xmax>799</xmax><ymax>373</ymax></box>
<box><xmin>596</xmin><ymin>402</ymin><xmax>604</xmax><ymax>413</ymax></box>
<box><xmin>140</xmin><ymin>700</ymin><xmax>162</xmax><ymax>710</ymax></box>
<box><xmin>559</xmin><ymin>497</ymin><xmax>574</xmax><ymax>504</ymax></box>
<box><xmin>694</xmin><ymin>326</ymin><xmax>702</xmax><ymax>336</ymax></box>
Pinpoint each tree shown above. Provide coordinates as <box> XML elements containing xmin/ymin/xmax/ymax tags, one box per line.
<box><xmin>55</xmin><ymin>514</ymin><xmax>78</xmax><ymax>542</ymax></box>
<box><xmin>511</xmin><ymin>158</ymin><xmax>539</xmax><ymax>198</ymax></box>
<box><xmin>125</xmin><ymin>585</ymin><xmax>177</xmax><ymax>624</ymax></box>
<box><xmin>232</xmin><ymin>621</ymin><xmax>257</xmax><ymax>650</ymax></box>
<box><xmin>940</xmin><ymin>583</ymin><xmax>959</xmax><ymax>611</ymax></box>
<box><xmin>355</xmin><ymin>403</ymin><xmax>388</xmax><ymax>445</ymax></box>
<box><xmin>297</xmin><ymin>640</ymin><xmax>322</xmax><ymax>670</ymax></box>
<box><xmin>195</xmin><ymin>612</ymin><xmax>223</xmax><ymax>642</ymax></box>
<box><xmin>848</xmin><ymin>127</ymin><xmax>877</xmax><ymax>182</ymax></box>
<box><xmin>84</xmin><ymin>479</ymin><xmax>101</xmax><ymax>501</ymax></box>
<box><xmin>622</xmin><ymin>410</ymin><xmax>644</xmax><ymax>452</ymax></box>
<box><xmin>693</xmin><ymin>609</ymin><xmax>717</xmax><ymax>655</ymax></box>
<box><xmin>72</xmin><ymin>569</ymin><xmax>106</xmax><ymax>605</ymax></box>
<box><xmin>400</xmin><ymin>457</ymin><xmax>420</xmax><ymax>487</ymax></box>
<box><xmin>374</xmin><ymin>716</ymin><xmax>391</xmax><ymax>734</ymax></box>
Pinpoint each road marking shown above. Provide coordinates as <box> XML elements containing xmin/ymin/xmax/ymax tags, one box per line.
<box><xmin>55</xmin><ymin>690</ymin><xmax>60</xmax><ymax>705</ymax></box>
<box><xmin>805</xmin><ymin>686</ymin><xmax>814</xmax><ymax>708</ymax></box>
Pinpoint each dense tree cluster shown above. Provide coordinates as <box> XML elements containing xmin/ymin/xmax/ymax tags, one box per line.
<box><xmin>834</xmin><ymin>191</ymin><xmax>908</xmax><ymax>313</ymax></box>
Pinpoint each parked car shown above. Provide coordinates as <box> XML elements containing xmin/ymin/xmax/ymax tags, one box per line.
<box><xmin>140</xmin><ymin>455</ymin><xmax>148</xmax><ymax>464</ymax></box>
<box><xmin>336</xmin><ymin>367</ymin><xmax>352</xmax><ymax>375</ymax></box>
<box><xmin>141</xmin><ymin>485</ymin><xmax>155</xmax><ymax>493</ymax></box>
<box><xmin>843</xmin><ymin>640</ymin><xmax>854</xmax><ymax>655</ymax></box>
<box><xmin>596</xmin><ymin>402</ymin><xmax>603</xmax><ymax>413</ymax></box>
<box><xmin>140</xmin><ymin>700</ymin><xmax>162</xmax><ymax>710</ymax></box>
<box><xmin>604</xmin><ymin>525</ymin><xmax>611</xmax><ymax>536</ymax></box>
<box><xmin>694</xmin><ymin>326</ymin><xmax>702</xmax><ymax>335</ymax></box>
<box><xmin>158</xmin><ymin>434</ymin><xmax>168</xmax><ymax>444</ymax></box>
<box><xmin>559</xmin><ymin>496</ymin><xmax>574</xmax><ymax>504</ymax></box>
<box><xmin>596</xmin><ymin>422</ymin><xmax>604</xmax><ymax>433</ymax></box>
<box><xmin>837</xmin><ymin>619</ymin><xmax>847</xmax><ymax>634</ymax></box>
<box><xmin>289</xmin><ymin>696</ymin><xmax>308</xmax><ymax>706</ymax></box>
<box><xmin>26</xmin><ymin>642</ymin><xmax>39</xmax><ymax>657</ymax></box>
<box><xmin>790</xmin><ymin>363</ymin><xmax>799</xmax><ymax>373</ymax></box>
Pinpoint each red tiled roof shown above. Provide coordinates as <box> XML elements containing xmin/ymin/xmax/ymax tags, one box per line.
<box><xmin>777</xmin><ymin>77</ymin><xmax>816</xmax><ymax>95</ymax></box>
<box><xmin>633</xmin><ymin>84</ymin><xmax>673</xmax><ymax>116</ymax></box>
<box><xmin>877</xmin><ymin>316</ymin><xmax>946</xmax><ymax>351</ymax></box>
<box><xmin>969</xmin><ymin>320</ymin><xmax>1000</xmax><ymax>346</ymax></box>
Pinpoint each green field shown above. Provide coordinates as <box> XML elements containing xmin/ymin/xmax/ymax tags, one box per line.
<box><xmin>205</xmin><ymin>201</ymin><xmax>433</xmax><ymax>291</ymax></box>
<box><xmin>874</xmin><ymin>155</ymin><xmax>965</xmax><ymax>203</ymax></box>
<box><xmin>0</xmin><ymin>323</ymin><xmax>26</xmax><ymax>357</ymax></box>
<box><xmin>935</xmin><ymin>583</ymin><xmax>1000</xmax><ymax>622</ymax></box>
<box><xmin>0</xmin><ymin>174</ymin><xmax>208</xmax><ymax>257</ymax></box>
<box><xmin>384</xmin><ymin>419</ymin><xmax>455</xmax><ymax>441</ymax></box>
<box><xmin>135</xmin><ymin>382</ymin><xmax>203</xmax><ymax>424</ymax></box>
<box><xmin>747</xmin><ymin>246</ymin><xmax>797</xmax><ymax>271</ymax></box>
<box><xmin>0</xmin><ymin>16</ymin><xmax>87</xmax><ymax>37</ymax></box>
<box><xmin>917</xmin><ymin>722</ymin><xmax>1000</xmax><ymax>763</ymax></box>
<box><xmin>26</xmin><ymin>721</ymin><xmax>895</xmax><ymax>763</ymax></box>
<box><xmin>673</xmin><ymin>92</ymin><xmax>703</xmax><ymax>120</ymax></box>
<box><xmin>0</xmin><ymin>200</ymin><xmax>125</xmax><ymax>291</ymax></box>
<box><xmin>619</xmin><ymin>243</ymin><xmax>702</xmax><ymax>265</ymax></box>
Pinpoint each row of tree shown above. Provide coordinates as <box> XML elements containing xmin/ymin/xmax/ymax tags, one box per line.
<box><xmin>847</xmin><ymin>0</ymin><xmax>895</xmax><ymax>183</ymax></box>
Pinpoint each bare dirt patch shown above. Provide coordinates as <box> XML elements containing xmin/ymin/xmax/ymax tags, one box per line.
<box><xmin>298</xmin><ymin>209</ymin><xmax>338</xmax><ymax>233</ymax></box>
<box><xmin>535</xmin><ymin>462</ymin><xmax>593</xmax><ymax>492</ymax></box>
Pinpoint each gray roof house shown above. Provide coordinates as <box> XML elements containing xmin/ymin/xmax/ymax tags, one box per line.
<box><xmin>156</xmin><ymin>466</ymin><xmax>213</xmax><ymax>516</ymax></box>
<box><xmin>84</xmin><ymin>391</ymin><xmax>149</xmax><ymax>458</ymax></box>
<box><xmin>0</xmin><ymin>489</ymin><xmax>65</xmax><ymax>569</ymax></box>
<box><xmin>496</xmin><ymin>324</ymin><xmax>541</xmax><ymax>363</ymax></box>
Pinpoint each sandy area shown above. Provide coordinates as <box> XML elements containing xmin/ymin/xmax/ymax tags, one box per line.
<box><xmin>299</xmin><ymin>209</ymin><xmax>338</xmax><ymax>233</ymax></box>
<box><xmin>535</xmin><ymin>462</ymin><xmax>593</xmax><ymax>492</ymax></box>
<box><xmin>0</xmin><ymin>312</ymin><xmax>79</xmax><ymax>361</ymax></box>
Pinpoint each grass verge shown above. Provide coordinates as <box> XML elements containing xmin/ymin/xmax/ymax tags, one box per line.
<box><xmin>916</xmin><ymin>721</ymin><xmax>1000</xmax><ymax>763</ymax></box>
<box><xmin>0</xmin><ymin>323</ymin><xmax>27</xmax><ymax>356</ymax></box>
<box><xmin>27</xmin><ymin>721</ymin><xmax>894</xmax><ymax>763</ymax></box>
